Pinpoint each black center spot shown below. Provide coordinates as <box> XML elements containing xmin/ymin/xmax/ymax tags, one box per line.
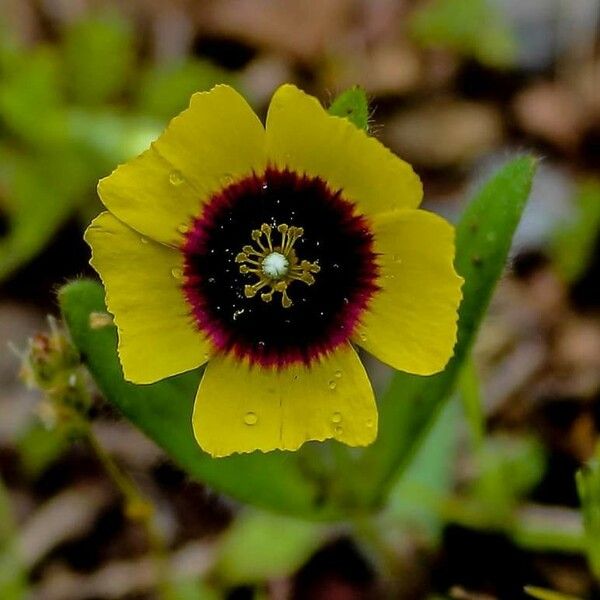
<box><xmin>182</xmin><ymin>168</ymin><xmax>379</xmax><ymax>367</ymax></box>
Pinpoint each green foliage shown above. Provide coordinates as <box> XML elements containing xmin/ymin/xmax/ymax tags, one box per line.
<box><xmin>576</xmin><ymin>444</ymin><xmax>600</xmax><ymax>580</ymax></box>
<box><xmin>0</xmin><ymin>479</ymin><xmax>27</xmax><ymax>599</ymax></box>
<box><xmin>0</xmin><ymin>12</ymin><xmax>234</xmax><ymax>283</ymax></box>
<box><xmin>0</xmin><ymin>46</ymin><xmax>65</xmax><ymax>146</ymax></box>
<box><xmin>328</xmin><ymin>87</ymin><xmax>370</xmax><ymax>132</ymax></box>
<box><xmin>62</xmin><ymin>12</ymin><xmax>135</xmax><ymax>105</ymax></box>
<box><xmin>525</xmin><ymin>586</ymin><xmax>584</xmax><ymax>600</ymax></box>
<box><xmin>552</xmin><ymin>180</ymin><xmax>600</xmax><ymax>283</ymax></box>
<box><xmin>59</xmin><ymin>156</ymin><xmax>535</xmax><ymax>520</ymax></box>
<box><xmin>384</xmin><ymin>398</ymin><xmax>460</xmax><ymax>539</ymax></box>
<box><xmin>0</xmin><ymin>147</ymin><xmax>93</xmax><ymax>281</ymax></box>
<box><xmin>473</xmin><ymin>435</ymin><xmax>546</xmax><ymax>524</ymax></box>
<box><xmin>215</xmin><ymin>510</ymin><xmax>322</xmax><ymax>584</ymax></box>
<box><xmin>17</xmin><ymin>423</ymin><xmax>72</xmax><ymax>478</ymax></box>
<box><xmin>410</xmin><ymin>0</ymin><xmax>517</xmax><ymax>67</ymax></box>
<box><xmin>345</xmin><ymin>156</ymin><xmax>537</xmax><ymax>508</ymax></box>
<box><xmin>138</xmin><ymin>60</ymin><xmax>238</xmax><ymax>120</ymax></box>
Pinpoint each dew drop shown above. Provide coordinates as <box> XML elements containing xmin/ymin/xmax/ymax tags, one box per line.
<box><xmin>207</xmin><ymin>277</ymin><xmax>216</xmax><ymax>284</ymax></box>
<box><xmin>140</xmin><ymin>237</ymin><xmax>149</xmax><ymax>244</ymax></box>
<box><xmin>169</xmin><ymin>171</ymin><xmax>184</xmax><ymax>186</ymax></box>
<box><xmin>258</xmin><ymin>341</ymin><xmax>266</xmax><ymax>349</ymax></box>
<box><xmin>232</xmin><ymin>309</ymin><xmax>245</xmax><ymax>320</ymax></box>
<box><xmin>392</xmin><ymin>254</ymin><xmax>402</xmax><ymax>263</ymax></box>
<box><xmin>171</xmin><ymin>267</ymin><xmax>183</xmax><ymax>279</ymax></box>
<box><xmin>334</xmin><ymin>370</ymin><xmax>342</xmax><ymax>379</ymax></box>
<box><xmin>331</xmin><ymin>411</ymin><xmax>342</xmax><ymax>423</ymax></box>
<box><xmin>244</xmin><ymin>412</ymin><xmax>258</xmax><ymax>425</ymax></box>
<box><xmin>262</xmin><ymin>183</ymin><xmax>269</xmax><ymax>191</ymax></box>
<box><xmin>366</xmin><ymin>418</ymin><xmax>374</xmax><ymax>428</ymax></box>
<box><xmin>328</xmin><ymin>380</ymin><xmax>337</xmax><ymax>390</ymax></box>
<box><xmin>359</xmin><ymin>332</ymin><xmax>367</xmax><ymax>342</ymax></box>
<box><xmin>177</xmin><ymin>223</ymin><xmax>188</xmax><ymax>234</ymax></box>
<box><xmin>334</xmin><ymin>425</ymin><xmax>343</xmax><ymax>436</ymax></box>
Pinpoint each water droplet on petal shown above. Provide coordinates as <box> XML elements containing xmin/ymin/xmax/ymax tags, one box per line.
<box><xmin>334</xmin><ymin>370</ymin><xmax>342</xmax><ymax>378</ymax></box>
<box><xmin>392</xmin><ymin>254</ymin><xmax>402</xmax><ymax>263</ymax></box>
<box><xmin>257</xmin><ymin>341</ymin><xmax>266</xmax><ymax>349</ymax></box>
<box><xmin>169</xmin><ymin>171</ymin><xmax>184</xmax><ymax>186</ymax></box>
<box><xmin>140</xmin><ymin>237</ymin><xmax>149</xmax><ymax>244</ymax></box>
<box><xmin>334</xmin><ymin>425</ymin><xmax>343</xmax><ymax>436</ymax></box>
<box><xmin>171</xmin><ymin>267</ymin><xmax>183</xmax><ymax>279</ymax></box>
<box><xmin>331</xmin><ymin>412</ymin><xmax>342</xmax><ymax>423</ymax></box>
<box><xmin>366</xmin><ymin>418</ymin><xmax>374</xmax><ymax>428</ymax></box>
<box><xmin>328</xmin><ymin>380</ymin><xmax>337</xmax><ymax>390</ymax></box>
<box><xmin>244</xmin><ymin>412</ymin><xmax>258</xmax><ymax>425</ymax></box>
<box><xmin>359</xmin><ymin>332</ymin><xmax>367</xmax><ymax>342</ymax></box>
<box><xmin>177</xmin><ymin>223</ymin><xmax>188</xmax><ymax>234</ymax></box>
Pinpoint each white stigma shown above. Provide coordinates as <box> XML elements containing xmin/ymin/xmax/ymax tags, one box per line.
<box><xmin>262</xmin><ymin>252</ymin><xmax>289</xmax><ymax>279</ymax></box>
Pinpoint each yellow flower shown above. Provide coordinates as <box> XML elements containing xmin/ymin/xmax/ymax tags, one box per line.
<box><xmin>84</xmin><ymin>84</ymin><xmax>462</xmax><ymax>457</ymax></box>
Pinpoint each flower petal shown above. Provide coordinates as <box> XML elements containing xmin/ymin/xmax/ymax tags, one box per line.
<box><xmin>354</xmin><ymin>210</ymin><xmax>463</xmax><ymax>375</ymax></box>
<box><xmin>98</xmin><ymin>85</ymin><xmax>267</xmax><ymax>244</ymax></box>
<box><xmin>192</xmin><ymin>344</ymin><xmax>377</xmax><ymax>457</ymax></box>
<box><xmin>85</xmin><ymin>212</ymin><xmax>210</xmax><ymax>383</ymax></box>
<box><xmin>265</xmin><ymin>84</ymin><xmax>422</xmax><ymax>216</ymax></box>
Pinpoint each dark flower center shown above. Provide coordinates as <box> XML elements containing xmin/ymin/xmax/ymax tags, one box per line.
<box><xmin>181</xmin><ymin>168</ymin><xmax>379</xmax><ymax>367</ymax></box>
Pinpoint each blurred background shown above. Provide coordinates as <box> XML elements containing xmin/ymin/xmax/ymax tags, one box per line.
<box><xmin>1</xmin><ymin>0</ymin><xmax>600</xmax><ymax>598</ymax></box>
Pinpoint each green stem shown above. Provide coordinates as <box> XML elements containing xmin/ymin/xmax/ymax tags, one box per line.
<box><xmin>81</xmin><ymin>419</ymin><xmax>174</xmax><ymax>598</ymax></box>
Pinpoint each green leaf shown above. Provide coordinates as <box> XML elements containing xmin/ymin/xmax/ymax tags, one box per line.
<box><xmin>59</xmin><ymin>280</ymin><xmax>336</xmax><ymax>518</ymax></box>
<box><xmin>0</xmin><ymin>147</ymin><xmax>92</xmax><ymax>281</ymax></box>
<box><xmin>0</xmin><ymin>479</ymin><xmax>27</xmax><ymax>599</ymax></box>
<box><xmin>62</xmin><ymin>12</ymin><xmax>135</xmax><ymax>105</ymax></box>
<box><xmin>576</xmin><ymin>444</ymin><xmax>600</xmax><ymax>580</ymax></box>
<box><xmin>384</xmin><ymin>397</ymin><xmax>460</xmax><ymax>539</ymax></box>
<box><xmin>410</xmin><ymin>0</ymin><xmax>517</xmax><ymax>68</ymax></box>
<box><xmin>328</xmin><ymin>87</ymin><xmax>369</xmax><ymax>132</ymax></box>
<box><xmin>16</xmin><ymin>422</ymin><xmax>72</xmax><ymax>478</ymax></box>
<box><xmin>524</xmin><ymin>586</ymin><xmax>583</xmax><ymax>600</ymax></box>
<box><xmin>0</xmin><ymin>47</ymin><xmax>65</xmax><ymax>146</ymax></box>
<box><xmin>350</xmin><ymin>156</ymin><xmax>537</xmax><ymax>508</ymax></box>
<box><xmin>215</xmin><ymin>510</ymin><xmax>322</xmax><ymax>584</ymax></box>
<box><xmin>137</xmin><ymin>60</ymin><xmax>238</xmax><ymax>121</ymax></box>
<box><xmin>458</xmin><ymin>358</ymin><xmax>485</xmax><ymax>451</ymax></box>
<box><xmin>551</xmin><ymin>180</ymin><xmax>600</xmax><ymax>283</ymax></box>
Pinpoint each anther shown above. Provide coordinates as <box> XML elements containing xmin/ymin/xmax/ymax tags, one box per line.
<box><xmin>236</xmin><ymin>222</ymin><xmax>320</xmax><ymax>308</ymax></box>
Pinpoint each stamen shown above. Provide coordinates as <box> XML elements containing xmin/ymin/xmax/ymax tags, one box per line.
<box><xmin>237</xmin><ymin>222</ymin><xmax>320</xmax><ymax>308</ymax></box>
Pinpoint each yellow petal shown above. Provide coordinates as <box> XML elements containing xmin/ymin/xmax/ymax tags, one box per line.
<box><xmin>354</xmin><ymin>210</ymin><xmax>463</xmax><ymax>375</ymax></box>
<box><xmin>265</xmin><ymin>84</ymin><xmax>422</xmax><ymax>216</ymax></box>
<box><xmin>192</xmin><ymin>345</ymin><xmax>377</xmax><ymax>457</ymax></box>
<box><xmin>98</xmin><ymin>85</ymin><xmax>267</xmax><ymax>244</ymax></box>
<box><xmin>85</xmin><ymin>212</ymin><xmax>210</xmax><ymax>384</ymax></box>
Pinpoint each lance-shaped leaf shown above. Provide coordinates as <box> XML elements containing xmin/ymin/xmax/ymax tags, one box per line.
<box><xmin>349</xmin><ymin>156</ymin><xmax>537</xmax><ymax>508</ymax></box>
